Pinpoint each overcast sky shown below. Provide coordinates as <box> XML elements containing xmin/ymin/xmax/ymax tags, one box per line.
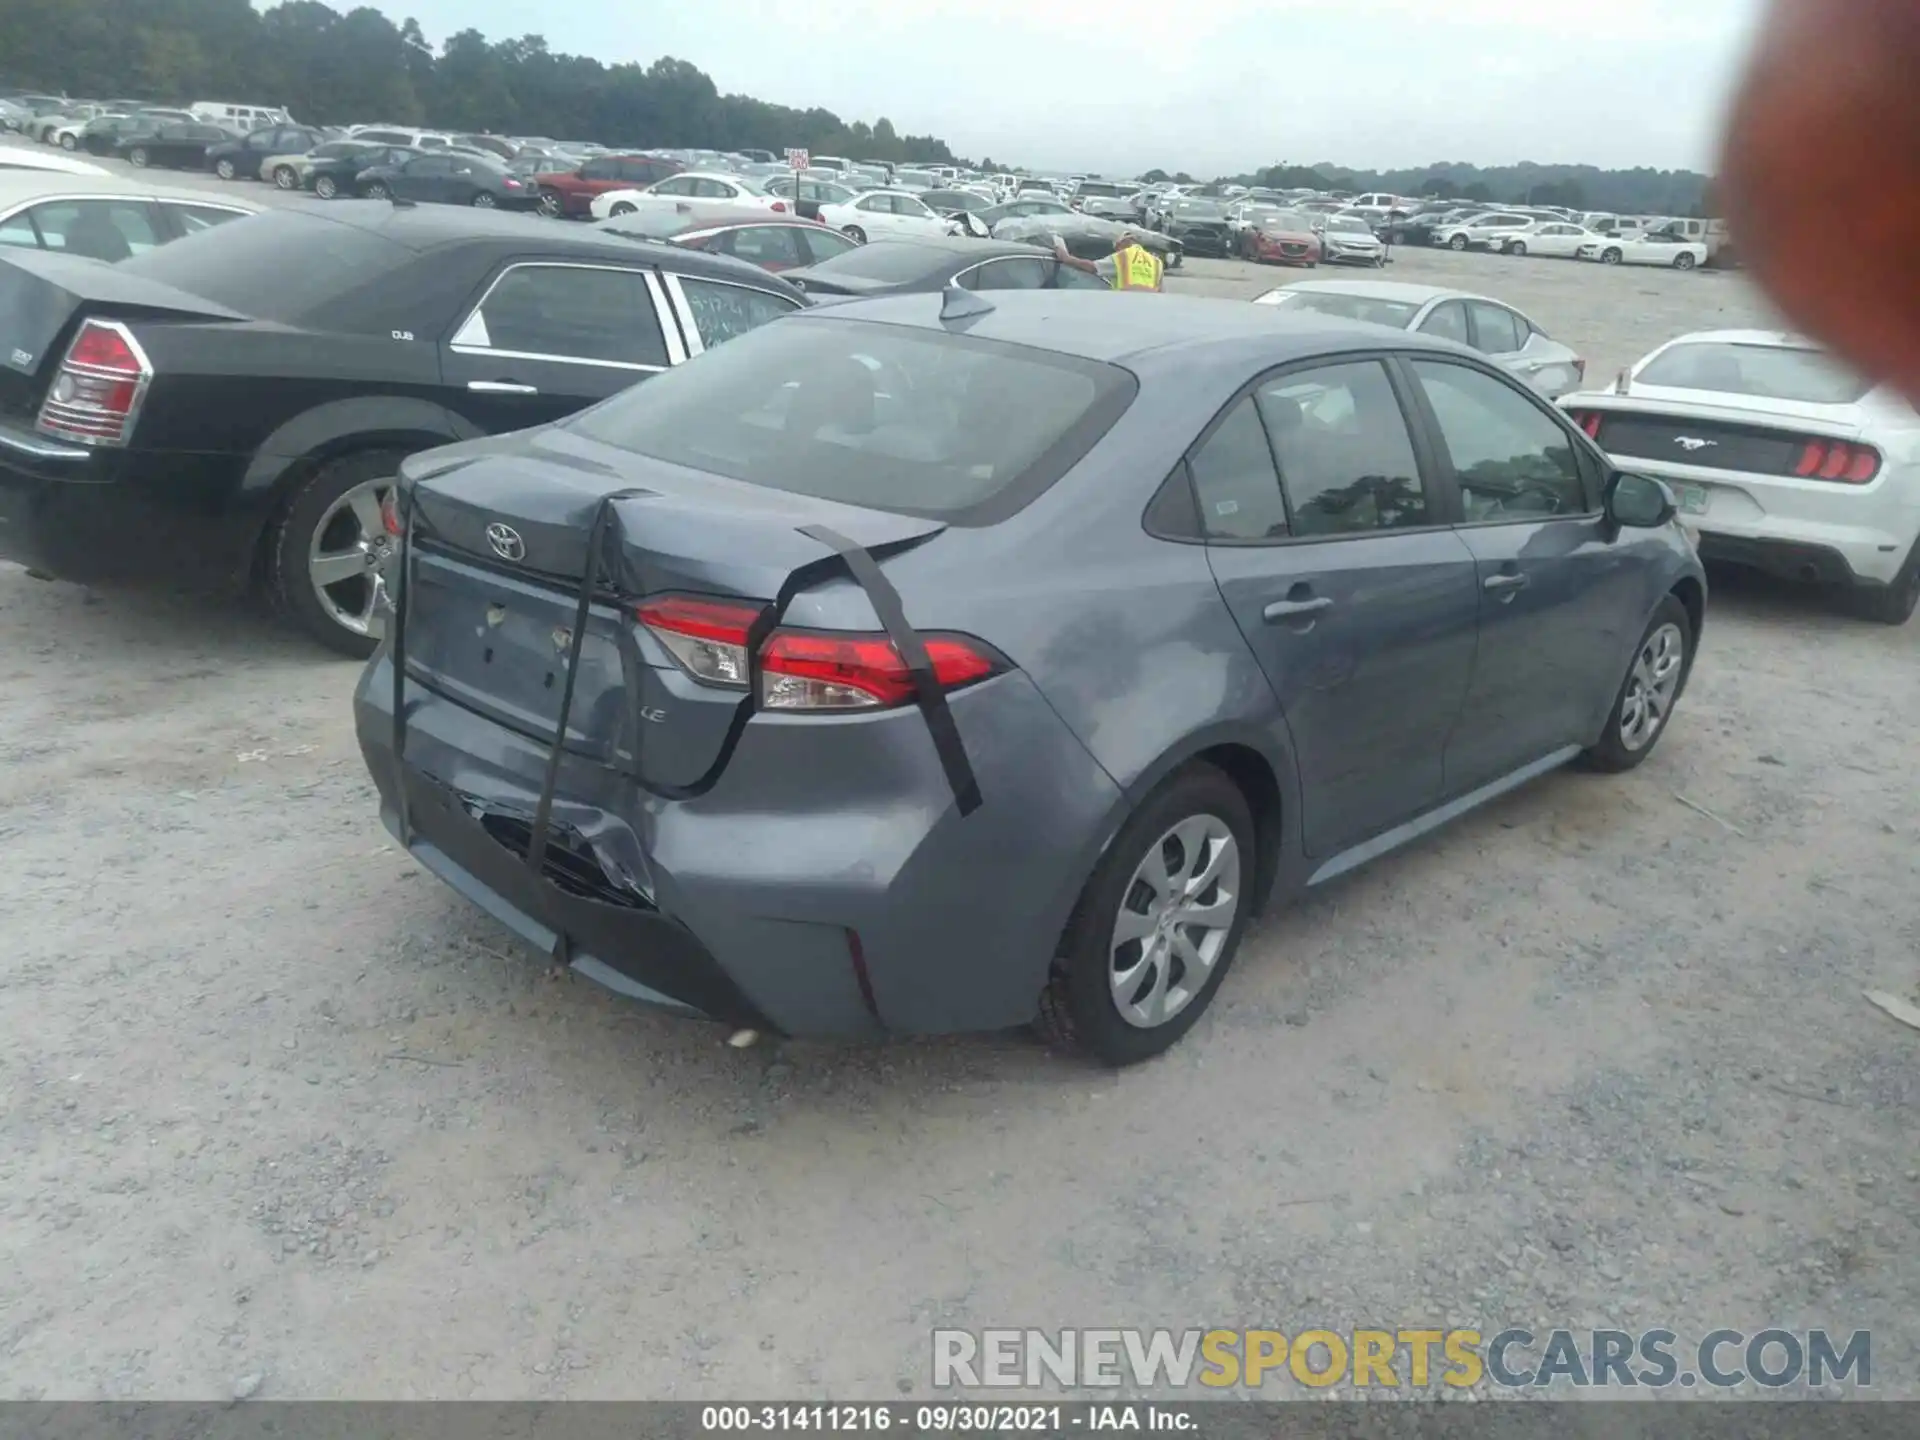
<box><xmin>393</xmin><ymin>0</ymin><xmax>1766</xmax><ymax>175</ymax></box>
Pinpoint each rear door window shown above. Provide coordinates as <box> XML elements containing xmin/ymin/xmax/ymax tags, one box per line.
<box><xmin>963</xmin><ymin>257</ymin><xmax>1049</xmax><ymax>290</ymax></box>
<box><xmin>28</xmin><ymin>199</ymin><xmax>162</xmax><ymax>262</ymax></box>
<box><xmin>160</xmin><ymin>202</ymin><xmax>249</xmax><ymax>236</ymax></box>
<box><xmin>1466</xmin><ymin>302</ymin><xmax>1525</xmax><ymax>355</ymax></box>
<box><xmin>674</xmin><ymin>275</ymin><xmax>800</xmax><ymax>349</ymax></box>
<box><xmin>723</xmin><ymin>225</ymin><xmax>807</xmax><ymax>268</ymax></box>
<box><xmin>455</xmin><ymin>264</ymin><xmax>669</xmax><ymax>367</ymax></box>
<box><xmin>1418</xmin><ymin>300</ymin><xmax>1470</xmax><ymax>345</ymax></box>
<box><xmin>1256</xmin><ymin>360</ymin><xmax>1427</xmax><ymax>536</ymax></box>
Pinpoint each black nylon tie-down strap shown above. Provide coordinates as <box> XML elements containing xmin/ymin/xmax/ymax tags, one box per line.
<box><xmin>517</xmin><ymin>498</ymin><xmax>984</xmax><ymax>906</ymax></box>
<box><xmin>796</xmin><ymin>523</ymin><xmax>983</xmax><ymax>817</ymax></box>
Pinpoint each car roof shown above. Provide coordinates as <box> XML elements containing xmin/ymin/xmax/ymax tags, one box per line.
<box><xmin>1655</xmin><ymin>329</ymin><xmax>1818</xmax><ymax>349</ymax></box>
<box><xmin>1276</xmin><ymin>278</ymin><xmax>1479</xmax><ymax>305</ymax></box>
<box><xmin>794</xmin><ymin>289</ymin><xmax>1474</xmax><ymax>368</ymax></box>
<box><xmin>244</xmin><ymin>200</ymin><xmax>793</xmax><ymax>285</ymax></box>
<box><xmin>0</xmin><ymin>171</ymin><xmax>259</xmax><ymax>208</ymax></box>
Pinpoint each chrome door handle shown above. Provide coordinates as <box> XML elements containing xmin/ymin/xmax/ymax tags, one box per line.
<box><xmin>1264</xmin><ymin>596</ymin><xmax>1334</xmax><ymax>622</ymax></box>
<box><xmin>1483</xmin><ymin>572</ymin><xmax>1529</xmax><ymax>593</ymax></box>
<box><xmin>468</xmin><ymin>380</ymin><xmax>538</xmax><ymax>394</ymax></box>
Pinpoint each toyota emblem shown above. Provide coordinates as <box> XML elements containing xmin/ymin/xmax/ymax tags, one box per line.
<box><xmin>485</xmin><ymin>522</ymin><xmax>526</xmax><ymax>562</ymax></box>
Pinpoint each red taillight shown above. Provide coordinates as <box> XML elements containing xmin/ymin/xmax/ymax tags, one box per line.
<box><xmin>770</xmin><ymin>199</ymin><xmax>787</xmax><ymax>213</ymax></box>
<box><xmin>762</xmin><ymin>630</ymin><xmax>996</xmax><ymax>710</ymax></box>
<box><xmin>37</xmin><ymin>319</ymin><xmax>150</xmax><ymax>446</ymax></box>
<box><xmin>1793</xmin><ymin>438</ymin><xmax>1881</xmax><ymax>484</ymax></box>
<box><xmin>637</xmin><ymin>593</ymin><xmax>1001</xmax><ymax>711</ymax></box>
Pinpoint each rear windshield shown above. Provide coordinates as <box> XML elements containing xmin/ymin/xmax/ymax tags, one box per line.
<box><xmin>1635</xmin><ymin>342</ymin><xmax>1871</xmax><ymax>404</ymax></box>
<box><xmin>120</xmin><ymin>209</ymin><xmax>404</xmax><ymax>323</ymax></box>
<box><xmin>568</xmin><ymin>316</ymin><xmax>1135</xmax><ymax>523</ymax></box>
<box><xmin>797</xmin><ymin>241</ymin><xmax>952</xmax><ymax>284</ymax></box>
<box><xmin>1269</xmin><ymin>290</ymin><xmax>1419</xmax><ymax>328</ymax></box>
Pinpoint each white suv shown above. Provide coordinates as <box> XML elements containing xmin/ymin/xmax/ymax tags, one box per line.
<box><xmin>1435</xmin><ymin>211</ymin><xmax>1536</xmax><ymax>251</ymax></box>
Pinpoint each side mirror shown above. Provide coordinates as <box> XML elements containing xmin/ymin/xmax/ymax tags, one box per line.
<box><xmin>1606</xmin><ymin>470</ymin><xmax>1676</xmax><ymax>529</ymax></box>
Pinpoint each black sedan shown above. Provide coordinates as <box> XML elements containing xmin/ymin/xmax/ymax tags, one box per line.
<box><xmin>353</xmin><ymin>152</ymin><xmax>540</xmax><ymax>210</ymax></box>
<box><xmin>205</xmin><ymin>124</ymin><xmax>329</xmax><ymax>182</ymax></box>
<box><xmin>304</xmin><ymin>142</ymin><xmax>415</xmax><ymax>199</ymax></box>
<box><xmin>1157</xmin><ymin>198</ymin><xmax>1233</xmax><ymax>257</ymax></box>
<box><xmin>990</xmin><ymin>212</ymin><xmax>1184</xmax><ymax>268</ymax></box>
<box><xmin>116</xmin><ymin>122</ymin><xmax>232</xmax><ymax>171</ymax></box>
<box><xmin>0</xmin><ymin>205</ymin><xmax>803</xmax><ymax>655</ymax></box>
<box><xmin>782</xmin><ymin>236</ymin><xmax>1113</xmax><ymax>298</ymax></box>
<box><xmin>76</xmin><ymin>114</ymin><xmax>149</xmax><ymax>155</ymax></box>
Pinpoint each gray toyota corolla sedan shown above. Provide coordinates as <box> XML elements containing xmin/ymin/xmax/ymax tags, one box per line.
<box><xmin>355</xmin><ymin>291</ymin><xmax>1705</xmax><ymax>1064</ymax></box>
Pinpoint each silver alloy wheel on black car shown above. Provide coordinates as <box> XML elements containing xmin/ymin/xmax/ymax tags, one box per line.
<box><xmin>215</xmin><ymin>158</ymin><xmax>236</xmax><ymax>180</ymax></box>
<box><xmin>1618</xmin><ymin>622</ymin><xmax>1685</xmax><ymax>752</ymax></box>
<box><xmin>313</xmin><ymin>174</ymin><xmax>338</xmax><ymax>199</ymax></box>
<box><xmin>363</xmin><ymin>181</ymin><xmax>389</xmax><ymax>200</ymax></box>
<box><xmin>307</xmin><ymin>477</ymin><xmax>397</xmax><ymax>643</ymax></box>
<box><xmin>472</xmin><ymin>191</ymin><xmax>495</xmax><ymax>207</ymax></box>
<box><xmin>1108</xmin><ymin>816</ymin><xmax>1241</xmax><ymax>1029</ymax></box>
<box><xmin>128</xmin><ymin>147</ymin><xmax>149</xmax><ymax>167</ymax></box>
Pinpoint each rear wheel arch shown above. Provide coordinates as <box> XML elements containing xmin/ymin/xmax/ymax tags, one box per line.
<box><xmin>234</xmin><ymin>396</ymin><xmax>484</xmax><ymax>574</ymax></box>
<box><xmin>1670</xmin><ymin>575</ymin><xmax>1705</xmax><ymax>647</ymax></box>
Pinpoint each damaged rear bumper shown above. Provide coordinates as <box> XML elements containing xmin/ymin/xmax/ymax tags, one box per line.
<box><xmin>353</xmin><ymin>653</ymin><xmax>1123</xmax><ymax>1040</ymax></box>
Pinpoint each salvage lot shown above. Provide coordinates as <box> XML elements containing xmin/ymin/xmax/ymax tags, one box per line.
<box><xmin>4</xmin><ymin>151</ymin><xmax>1920</xmax><ymax>1400</ymax></box>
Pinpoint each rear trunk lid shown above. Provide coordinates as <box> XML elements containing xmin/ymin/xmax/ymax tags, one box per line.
<box><xmin>398</xmin><ymin>425</ymin><xmax>945</xmax><ymax>789</ymax></box>
<box><xmin>0</xmin><ymin>249</ymin><xmax>241</xmax><ymax>425</ymax></box>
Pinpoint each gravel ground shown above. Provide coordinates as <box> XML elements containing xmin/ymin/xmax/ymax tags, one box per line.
<box><xmin>3</xmin><ymin>144</ymin><xmax>1918</xmax><ymax>1402</ymax></box>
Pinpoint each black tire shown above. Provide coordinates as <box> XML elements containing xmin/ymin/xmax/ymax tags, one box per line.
<box><xmin>1448</xmin><ymin>233</ymin><xmax>1468</xmax><ymax>251</ymax></box>
<box><xmin>214</xmin><ymin>157</ymin><xmax>236</xmax><ymax>180</ymax></box>
<box><xmin>609</xmin><ymin>201</ymin><xmax>636</xmax><ymax>217</ymax></box>
<box><xmin>265</xmin><ymin>449</ymin><xmax>410</xmax><ymax>658</ymax></box>
<box><xmin>1851</xmin><ymin>542</ymin><xmax>1920</xmax><ymax>625</ymax></box>
<box><xmin>843</xmin><ymin>224</ymin><xmax>866</xmax><ymax>243</ymax></box>
<box><xmin>1037</xmin><ymin>763</ymin><xmax>1256</xmax><ymax>1065</ymax></box>
<box><xmin>313</xmin><ymin>174</ymin><xmax>338</xmax><ymax>199</ymax></box>
<box><xmin>128</xmin><ymin>147</ymin><xmax>149</xmax><ymax>168</ymax></box>
<box><xmin>1602</xmin><ymin>247</ymin><xmax>1623</xmax><ymax>265</ymax></box>
<box><xmin>1582</xmin><ymin>594</ymin><xmax>1694</xmax><ymax>773</ymax></box>
<box><xmin>362</xmin><ymin>181</ymin><xmax>389</xmax><ymax>200</ymax></box>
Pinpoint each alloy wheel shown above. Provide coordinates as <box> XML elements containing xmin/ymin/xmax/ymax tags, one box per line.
<box><xmin>307</xmin><ymin>477</ymin><xmax>396</xmax><ymax>640</ymax></box>
<box><xmin>537</xmin><ymin>190</ymin><xmax>561</xmax><ymax>217</ymax></box>
<box><xmin>59</xmin><ymin>134</ymin><xmax>77</xmax><ymax>151</ymax></box>
<box><xmin>128</xmin><ymin>147</ymin><xmax>148</xmax><ymax>168</ymax></box>
<box><xmin>215</xmin><ymin>158</ymin><xmax>236</xmax><ymax>180</ymax></box>
<box><xmin>273</xmin><ymin>166</ymin><xmax>297</xmax><ymax>189</ymax></box>
<box><xmin>364</xmin><ymin>182</ymin><xmax>389</xmax><ymax>200</ymax></box>
<box><xmin>1675</xmin><ymin>253</ymin><xmax>1697</xmax><ymax>270</ymax></box>
<box><xmin>1603</xmin><ymin>248</ymin><xmax>1623</xmax><ymax>265</ymax></box>
<box><xmin>314</xmin><ymin>175</ymin><xmax>337</xmax><ymax>199</ymax></box>
<box><xmin>1109</xmin><ymin>815</ymin><xmax>1241</xmax><ymax>1030</ymax></box>
<box><xmin>472</xmin><ymin>191</ymin><xmax>496</xmax><ymax>207</ymax></box>
<box><xmin>1619</xmin><ymin>622</ymin><xmax>1684</xmax><ymax>751</ymax></box>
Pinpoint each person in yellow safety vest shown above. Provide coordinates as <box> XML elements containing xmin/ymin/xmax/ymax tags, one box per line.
<box><xmin>1052</xmin><ymin>231</ymin><xmax>1164</xmax><ymax>291</ymax></box>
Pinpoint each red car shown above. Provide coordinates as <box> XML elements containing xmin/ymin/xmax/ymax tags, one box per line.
<box><xmin>534</xmin><ymin>153</ymin><xmax>682</xmax><ymax>218</ymax></box>
<box><xmin>1240</xmin><ymin>211</ymin><xmax>1323</xmax><ymax>267</ymax></box>
<box><xmin>668</xmin><ymin>217</ymin><xmax>864</xmax><ymax>273</ymax></box>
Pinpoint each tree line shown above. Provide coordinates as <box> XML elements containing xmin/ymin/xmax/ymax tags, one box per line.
<box><xmin>2</xmin><ymin>0</ymin><xmax>1713</xmax><ymax>214</ymax></box>
<box><xmin>0</xmin><ymin>0</ymin><xmax>960</xmax><ymax>164</ymax></box>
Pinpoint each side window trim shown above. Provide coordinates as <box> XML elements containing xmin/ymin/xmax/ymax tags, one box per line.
<box><xmin>1392</xmin><ymin>352</ymin><xmax>1602</xmax><ymax>523</ymax></box>
<box><xmin>446</xmin><ymin>260</ymin><xmax>679</xmax><ymax>371</ymax></box>
<box><xmin>1176</xmin><ymin>350</ymin><xmax>1453</xmax><ymax>547</ymax></box>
